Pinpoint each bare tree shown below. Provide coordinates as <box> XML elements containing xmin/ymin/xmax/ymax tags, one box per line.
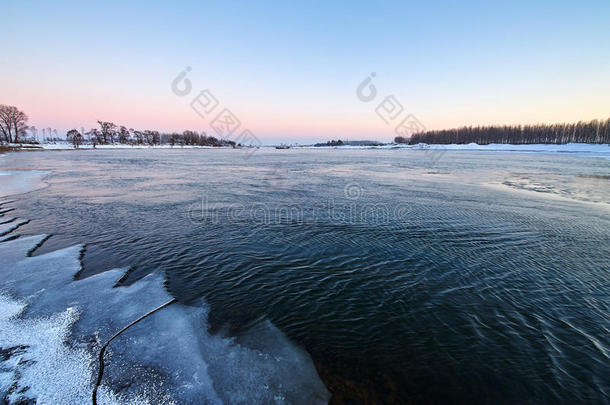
<box><xmin>407</xmin><ymin>118</ymin><xmax>610</xmax><ymax>145</ymax></box>
<box><xmin>66</xmin><ymin>129</ymin><xmax>83</xmax><ymax>148</ymax></box>
<box><xmin>97</xmin><ymin>121</ymin><xmax>117</xmax><ymax>144</ymax></box>
<box><xmin>29</xmin><ymin>126</ymin><xmax>38</xmax><ymax>142</ymax></box>
<box><xmin>86</xmin><ymin>128</ymin><xmax>101</xmax><ymax>147</ymax></box>
<box><xmin>0</xmin><ymin>105</ymin><xmax>29</xmax><ymax>143</ymax></box>
<box><xmin>118</xmin><ymin>126</ymin><xmax>131</xmax><ymax>144</ymax></box>
<box><xmin>131</xmin><ymin>129</ymin><xmax>143</xmax><ymax>144</ymax></box>
<box><xmin>142</xmin><ymin>130</ymin><xmax>160</xmax><ymax>145</ymax></box>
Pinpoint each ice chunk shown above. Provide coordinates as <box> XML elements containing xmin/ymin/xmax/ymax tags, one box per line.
<box><xmin>0</xmin><ymin>234</ymin><xmax>49</xmax><ymax>264</ymax></box>
<box><xmin>0</xmin><ymin>234</ymin><xmax>19</xmax><ymax>243</ymax></box>
<box><xmin>203</xmin><ymin>319</ymin><xmax>331</xmax><ymax>404</ymax></box>
<box><xmin>0</xmin><ymin>220</ymin><xmax>28</xmax><ymax>237</ymax></box>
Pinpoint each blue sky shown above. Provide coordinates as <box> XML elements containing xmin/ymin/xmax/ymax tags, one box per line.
<box><xmin>2</xmin><ymin>0</ymin><xmax>609</xmax><ymax>143</ymax></box>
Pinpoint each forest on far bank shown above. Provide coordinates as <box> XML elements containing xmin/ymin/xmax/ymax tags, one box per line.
<box><xmin>395</xmin><ymin>118</ymin><xmax>610</xmax><ymax>145</ymax></box>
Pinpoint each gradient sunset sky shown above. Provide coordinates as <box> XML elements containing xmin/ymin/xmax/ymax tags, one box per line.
<box><xmin>3</xmin><ymin>0</ymin><xmax>609</xmax><ymax>143</ymax></box>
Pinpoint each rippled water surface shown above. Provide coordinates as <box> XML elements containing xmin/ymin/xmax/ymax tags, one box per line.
<box><xmin>2</xmin><ymin>149</ymin><xmax>609</xmax><ymax>404</ymax></box>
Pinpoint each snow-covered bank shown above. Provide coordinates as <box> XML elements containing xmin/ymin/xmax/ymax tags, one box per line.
<box><xmin>3</xmin><ymin>142</ymin><xmax>241</xmax><ymax>151</ymax></box>
<box><xmin>399</xmin><ymin>142</ymin><xmax>610</xmax><ymax>153</ymax></box>
<box><xmin>0</xmin><ymin>179</ymin><xmax>330</xmax><ymax>404</ymax></box>
<box><xmin>39</xmin><ymin>142</ymin><xmax>226</xmax><ymax>150</ymax></box>
<box><xmin>304</xmin><ymin>142</ymin><xmax>610</xmax><ymax>155</ymax></box>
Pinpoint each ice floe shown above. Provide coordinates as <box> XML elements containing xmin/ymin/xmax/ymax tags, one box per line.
<box><xmin>0</xmin><ymin>219</ymin><xmax>28</xmax><ymax>237</ymax></box>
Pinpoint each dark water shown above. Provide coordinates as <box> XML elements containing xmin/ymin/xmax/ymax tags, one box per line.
<box><xmin>2</xmin><ymin>149</ymin><xmax>609</xmax><ymax>404</ymax></box>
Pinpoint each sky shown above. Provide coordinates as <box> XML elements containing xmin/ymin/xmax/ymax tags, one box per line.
<box><xmin>2</xmin><ymin>0</ymin><xmax>609</xmax><ymax>144</ymax></box>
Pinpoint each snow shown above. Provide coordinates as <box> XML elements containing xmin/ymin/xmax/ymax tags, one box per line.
<box><xmin>302</xmin><ymin>142</ymin><xmax>610</xmax><ymax>155</ymax></box>
<box><xmin>400</xmin><ymin>142</ymin><xmax>610</xmax><ymax>153</ymax></box>
<box><xmin>0</xmin><ymin>295</ymin><xmax>121</xmax><ymax>404</ymax></box>
<box><xmin>38</xmin><ymin>142</ymin><xmax>229</xmax><ymax>150</ymax></box>
<box><xmin>0</xmin><ymin>184</ymin><xmax>330</xmax><ymax>404</ymax></box>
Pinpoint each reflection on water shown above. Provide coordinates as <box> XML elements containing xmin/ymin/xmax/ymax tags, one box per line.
<box><xmin>2</xmin><ymin>149</ymin><xmax>609</xmax><ymax>404</ymax></box>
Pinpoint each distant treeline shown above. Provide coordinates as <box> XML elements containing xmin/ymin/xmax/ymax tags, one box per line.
<box><xmin>314</xmin><ymin>139</ymin><xmax>344</xmax><ymax>147</ymax></box>
<box><xmin>66</xmin><ymin>121</ymin><xmax>237</xmax><ymax>148</ymax></box>
<box><xmin>395</xmin><ymin>118</ymin><xmax>610</xmax><ymax>145</ymax></box>
<box><xmin>0</xmin><ymin>104</ymin><xmax>242</xmax><ymax>148</ymax></box>
<box><xmin>313</xmin><ymin>140</ymin><xmax>384</xmax><ymax>147</ymax></box>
